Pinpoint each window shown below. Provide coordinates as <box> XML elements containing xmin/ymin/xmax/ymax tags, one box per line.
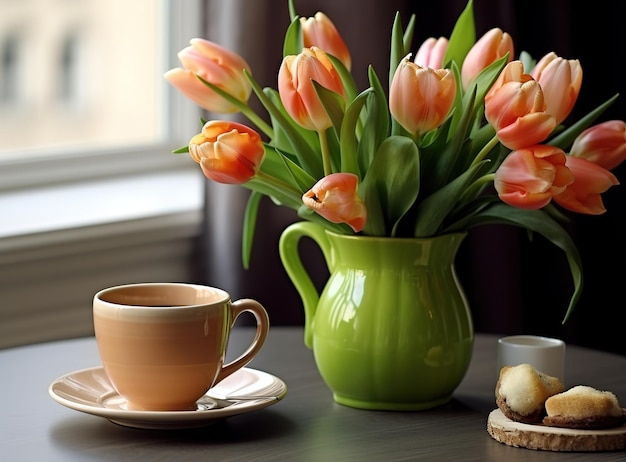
<box><xmin>0</xmin><ymin>33</ymin><xmax>21</xmax><ymax>106</ymax></box>
<box><xmin>0</xmin><ymin>0</ymin><xmax>204</xmax><ymax>225</ymax></box>
<box><xmin>0</xmin><ymin>0</ymin><xmax>206</xmax><ymax>348</ymax></box>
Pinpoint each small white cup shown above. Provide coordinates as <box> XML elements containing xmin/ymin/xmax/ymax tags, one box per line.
<box><xmin>497</xmin><ymin>335</ymin><xmax>566</xmax><ymax>383</ymax></box>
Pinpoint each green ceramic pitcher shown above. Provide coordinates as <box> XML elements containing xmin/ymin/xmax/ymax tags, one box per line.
<box><xmin>279</xmin><ymin>221</ymin><xmax>474</xmax><ymax>410</ymax></box>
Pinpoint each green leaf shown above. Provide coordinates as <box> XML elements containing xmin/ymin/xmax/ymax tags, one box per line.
<box><xmin>283</xmin><ymin>15</ymin><xmax>303</xmax><ymax>57</ymax></box>
<box><xmin>402</xmin><ymin>15</ymin><xmax>416</xmax><ymax>56</ymax></box>
<box><xmin>244</xmin><ymin>178</ymin><xmax>302</xmax><ymax>210</ymax></box>
<box><xmin>196</xmin><ymin>75</ymin><xmax>273</xmax><ymax>138</ymax></box>
<box><xmin>296</xmin><ymin>204</ymin><xmax>353</xmax><ymax>234</ymax></box>
<box><xmin>360</xmin><ymin>136</ymin><xmax>420</xmax><ymax>236</ymax></box>
<box><xmin>464</xmin><ymin>55</ymin><xmax>508</xmax><ymax>110</ymax></box>
<box><xmin>327</xmin><ymin>54</ymin><xmax>359</xmax><ymax>103</ymax></box>
<box><xmin>312</xmin><ymin>80</ymin><xmax>345</xmax><ymax>134</ymax></box>
<box><xmin>260</xmin><ymin>144</ymin><xmax>317</xmax><ymax>192</ymax></box>
<box><xmin>443</xmin><ymin>0</ymin><xmax>475</xmax><ymax>68</ymax></box>
<box><xmin>245</xmin><ymin>70</ymin><xmax>324</xmax><ymax>177</ymax></box>
<box><xmin>242</xmin><ymin>191</ymin><xmax>263</xmax><ymax>269</ymax></box>
<box><xmin>414</xmin><ymin>161</ymin><xmax>485</xmax><ymax>236</ymax></box>
<box><xmin>389</xmin><ymin>12</ymin><xmax>406</xmax><ymax>92</ymax></box>
<box><xmin>519</xmin><ymin>50</ymin><xmax>536</xmax><ymax>73</ymax></box>
<box><xmin>172</xmin><ymin>145</ymin><xmax>189</xmax><ymax>154</ymax></box>
<box><xmin>265</xmin><ymin>88</ymin><xmax>319</xmax><ymax>153</ymax></box>
<box><xmin>458</xmin><ymin>202</ymin><xmax>583</xmax><ymax>322</ymax></box>
<box><xmin>358</xmin><ymin>67</ymin><xmax>391</xmax><ymax>172</ymax></box>
<box><xmin>340</xmin><ymin>89</ymin><xmax>373</xmax><ymax>177</ymax></box>
<box><xmin>549</xmin><ymin>93</ymin><xmax>619</xmax><ymax>150</ymax></box>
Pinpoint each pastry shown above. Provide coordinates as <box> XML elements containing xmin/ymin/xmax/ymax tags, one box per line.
<box><xmin>543</xmin><ymin>385</ymin><xmax>626</xmax><ymax>429</ymax></box>
<box><xmin>495</xmin><ymin>363</ymin><xmax>564</xmax><ymax>423</ymax></box>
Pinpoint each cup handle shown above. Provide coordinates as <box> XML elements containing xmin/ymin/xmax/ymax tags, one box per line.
<box><xmin>214</xmin><ymin>299</ymin><xmax>270</xmax><ymax>384</ymax></box>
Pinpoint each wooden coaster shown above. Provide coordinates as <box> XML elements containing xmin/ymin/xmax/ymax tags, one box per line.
<box><xmin>487</xmin><ymin>409</ymin><xmax>626</xmax><ymax>452</ymax></box>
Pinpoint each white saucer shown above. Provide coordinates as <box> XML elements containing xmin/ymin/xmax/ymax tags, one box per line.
<box><xmin>49</xmin><ymin>366</ymin><xmax>287</xmax><ymax>429</ymax></box>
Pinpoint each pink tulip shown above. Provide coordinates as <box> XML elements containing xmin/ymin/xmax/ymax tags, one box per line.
<box><xmin>188</xmin><ymin>120</ymin><xmax>265</xmax><ymax>184</ymax></box>
<box><xmin>389</xmin><ymin>58</ymin><xmax>456</xmax><ymax>137</ymax></box>
<box><xmin>530</xmin><ymin>52</ymin><xmax>583</xmax><ymax>125</ymax></box>
<box><xmin>461</xmin><ymin>28</ymin><xmax>514</xmax><ymax>90</ymax></box>
<box><xmin>553</xmin><ymin>156</ymin><xmax>619</xmax><ymax>215</ymax></box>
<box><xmin>414</xmin><ymin>37</ymin><xmax>449</xmax><ymax>69</ymax></box>
<box><xmin>485</xmin><ymin>61</ymin><xmax>556</xmax><ymax>150</ymax></box>
<box><xmin>278</xmin><ymin>47</ymin><xmax>345</xmax><ymax>132</ymax></box>
<box><xmin>302</xmin><ymin>173</ymin><xmax>367</xmax><ymax>232</ymax></box>
<box><xmin>569</xmin><ymin>120</ymin><xmax>626</xmax><ymax>171</ymax></box>
<box><xmin>164</xmin><ymin>38</ymin><xmax>252</xmax><ymax>113</ymax></box>
<box><xmin>300</xmin><ymin>12</ymin><xmax>352</xmax><ymax>71</ymax></box>
<box><xmin>494</xmin><ymin>144</ymin><xmax>574</xmax><ymax>210</ymax></box>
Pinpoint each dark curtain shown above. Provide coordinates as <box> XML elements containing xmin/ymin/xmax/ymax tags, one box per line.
<box><xmin>199</xmin><ymin>0</ymin><xmax>626</xmax><ymax>354</ymax></box>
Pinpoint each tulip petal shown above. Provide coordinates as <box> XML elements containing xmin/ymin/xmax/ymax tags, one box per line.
<box><xmin>495</xmin><ymin>145</ymin><xmax>573</xmax><ymax>209</ymax></box>
<box><xmin>302</xmin><ymin>173</ymin><xmax>367</xmax><ymax>232</ymax></box>
<box><xmin>553</xmin><ymin>156</ymin><xmax>619</xmax><ymax>214</ymax></box>
<box><xmin>189</xmin><ymin>121</ymin><xmax>265</xmax><ymax>184</ymax></box>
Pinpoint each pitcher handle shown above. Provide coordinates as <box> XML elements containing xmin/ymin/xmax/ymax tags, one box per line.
<box><xmin>279</xmin><ymin>222</ymin><xmax>332</xmax><ymax>349</ymax></box>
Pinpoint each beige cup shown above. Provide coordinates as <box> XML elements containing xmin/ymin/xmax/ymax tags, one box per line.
<box><xmin>93</xmin><ymin>283</ymin><xmax>270</xmax><ymax>411</ymax></box>
<box><xmin>497</xmin><ymin>335</ymin><xmax>566</xmax><ymax>382</ymax></box>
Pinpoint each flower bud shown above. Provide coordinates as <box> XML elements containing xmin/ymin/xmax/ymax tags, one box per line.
<box><xmin>494</xmin><ymin>144</ymin><xmax>574</xmax><ymax>210</ymax></box>
<box><xmin>278</xmin><ymin>47</ymin><xmax>345</xmax><ymax>132</ymax></box>
<box><xmin>414</xmin><ymin>37</ymin><xmax>448</xmax><ymax>69</ymax></box>
<box><xmin>569</xmin><ymin>120</ymin><xmax>626</xmax><ymax>171</ymax></box>
<box><xmin>553</xmin><ymin>156</ymin><xmax>619</xmax><ymax>214</ymax></box>
<box><xmin>389</xmin><ymin>58</ymin><xmax>456</xmax><ymax>137</ymax></box>
<box><xmin>485</xmin><ymin>61</ymin><xmax>556</xmax><ymax>150</ymax></box>
<box><xmin>189</xmin><ymin>120</ymin><xmax>265</xmax><ymax>184</ymax></box>
<box><xmin>461</xmin><ymin>28</ymin><xmax>514</xmax><ymax>90</ymax></box>
<box><xmin>164</xmin><ymin>39</ymin><xmax>251</xmax><ymax>113</ymax></box>
<box><xmin>531</xmin><ymin>52</ymin><xmax>583</xmax><ymax>125</ymax></box>
<box><xmin>300</xmin><ymin>12</ymin><xmax>351</xmax><ymax>70</ymax></box>
<box><xmin>302</xmin><ymin>173</ymin><xmax>367</xmax><ymax>232</ymax></box>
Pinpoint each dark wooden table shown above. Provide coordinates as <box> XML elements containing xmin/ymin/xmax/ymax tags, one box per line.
<box><xmin>1</xmin><ymin>327</ymin><xmax>625</xmax><ymax>461</ymax></box>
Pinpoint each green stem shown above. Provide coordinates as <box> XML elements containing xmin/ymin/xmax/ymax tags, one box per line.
<box><xmin>459</xmin><ymin>173</ymin><xmax>496</xmax><ymax>203</ymax></box>
<box><xmin>196</xmin><ymin>75</ymin><xmax>274</xmax><ymax>139</ymax></box>
<box><xmin>471</xmin><ymin>134</ymin><xmax>500</xmax><ymax>167</ymax></box>
<box><xmin>239</xmin><ymin>105</ymin><xmax>274</xmax><ymax>140</ymax></box>
<box><xmin>318</xmin><ymin>128</ymin><xmax>332</xmax><ymax>176</ymax></box>
<box><xmin>248</xmin><ymin>171</ymin><xmax>304</xmax><ymax>208</ymax></box>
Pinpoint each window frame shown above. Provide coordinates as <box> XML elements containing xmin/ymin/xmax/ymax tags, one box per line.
<box><xmin>0</xmin><ymin>0</ymin><xmax>207</xmax><ymax>348</ymax></box>
<box><xmin>0</xmin><ymin>0</ymin><xmax>204</xmax><ymax>193</ymax></box>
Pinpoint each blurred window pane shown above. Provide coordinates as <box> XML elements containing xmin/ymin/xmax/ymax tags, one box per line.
<box><xmin>0</xmin><ymin>0</ymin><xmax>161</xmax><ymax>153</ymax></box>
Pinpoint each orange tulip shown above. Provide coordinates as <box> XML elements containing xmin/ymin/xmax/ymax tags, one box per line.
<box><xmin>461</xmin><ymin>28</ymin><xmax>514</xmax><ymax>90</ymax></box>
<box><xmin>569</xmin><ymin>120</ymin><xmax>626</xmax><ymax>171</ymax></box>
<box><xmin>389</xmin><ymin>58</ymin><xmax>456</xmax><ymax>137</ymax></box>
<box><xmin>164</xmin><ymin>39</ymin><xmax>252</xmax><ymax>113</ymax></box>
<box><xmin>553</xmin><ymin>156</ymin><xmax>619</xmax><ymax>215</ymax></box>
<box><xmin>494</xmin><ymin>144</ymin><xmax>574</xmax><ymax>210</ymax></box>
<box><xmin>189</xmin><ymin>120</ymin><xmax>265</xmax><ymax>184</ymax></box>
<box><xmin>414</xmin><ymin>37</ymin><xmax>449</xmax><ymax>69</ymax></box>
<box><xmin>530</xmin><ymin>52</ymin><xmax>582</xmax><ymax>125</ymax></box>
<box><xmin>300</xmin><ymin>12</ymin><xmax>351</xmax><ymax>71</ymax></box>
<box><xmin>302</xmin><ymin>173</ymin><xmax>367</xmax><ymax>232</ymax></box>
<box><xmin>485</xmin><ymin>61</ymin><xmax>556</xmax><ymax>150</ymax></box>
<box><xmin>278</xmin><ymin>47</ymin><xmax>345</xmax><ymax>132</ymax></box>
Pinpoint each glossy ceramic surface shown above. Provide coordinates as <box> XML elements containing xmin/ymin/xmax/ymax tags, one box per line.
<box><xmin>49</xmin><ymin>366</ymin><xmax>287</xmax><ymax>429</ymax></box>
<box><xmin>497</xmin><ymin>335</ymin><xmax>566</xmax><ymax>382</ymax></box>
<box><xmin>93</xmin><ymin>283</ymin><xmax>269</xmax><ymax>411</ymax></box>
<box><xmin>280</xmin><ymin>222</ymin><xmax>474</xmax><ymax>410</ymax></box>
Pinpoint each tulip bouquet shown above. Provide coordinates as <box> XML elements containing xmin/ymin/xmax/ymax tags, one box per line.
<box><xmin>165</xmin><ymin>0</ymin><xmax>626</xmax><ymax>321</ymax></box>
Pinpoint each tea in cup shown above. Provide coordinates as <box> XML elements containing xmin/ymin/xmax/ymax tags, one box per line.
<box><xmin>93</xmin><ymin>283</ymin><xmax>270</xmax><ymax>411</ymax></box>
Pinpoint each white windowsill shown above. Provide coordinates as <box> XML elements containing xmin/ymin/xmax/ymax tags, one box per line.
<box><xmin>0</xmin><ymin>169</ymin><xmax>205</xmax><ymax>249</ymax></box>
<box><xmin>0</xmin><ymin>170</ymin><xmax>206</xmax><ymax>348</ymax></box>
